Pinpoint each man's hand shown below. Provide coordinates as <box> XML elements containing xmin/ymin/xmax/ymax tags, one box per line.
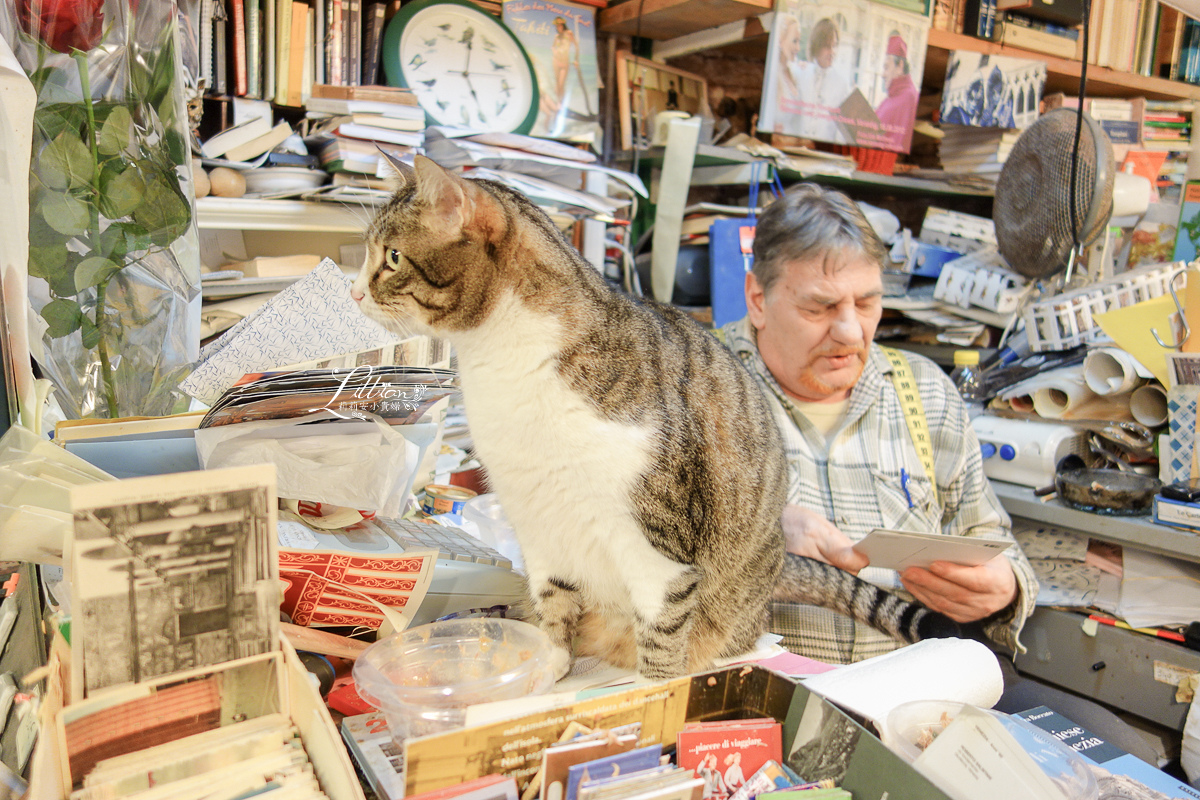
<box><xmin>781</xmin><ymin>505</ymin><xmax>869</xmax><ymax>575</ymax></box>
<box><xmin>900</xmin><ymin>556</ymin><xmax>1018</xmax><ymax>624</ymax></box>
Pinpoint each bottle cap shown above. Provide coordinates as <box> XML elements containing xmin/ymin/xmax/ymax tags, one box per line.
<box><xmin>954</xmin><ymin>350</ymin><xmax>980</xmax><ymax>367</ymax></box>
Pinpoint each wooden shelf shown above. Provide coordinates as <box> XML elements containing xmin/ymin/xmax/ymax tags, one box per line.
<box><xmin>196</xmin><ymin>197</ymin><xmax>365</xmax><ymax>232</ymax></box>
<box><xmin>925</xmin><ymin>29</ymin><xmax>1200</xmax><ymax>102</ymax></box>
<box><xmin>599</xmin><ymin>0</ymin><xmax>771</xmax><ymax>40</ymax></box>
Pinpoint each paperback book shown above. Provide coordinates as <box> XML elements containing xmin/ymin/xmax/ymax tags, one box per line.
<box><xmin>675</xmin><ymin>719</ymin><xmax>782</xmax><ymax>800</ymax></box>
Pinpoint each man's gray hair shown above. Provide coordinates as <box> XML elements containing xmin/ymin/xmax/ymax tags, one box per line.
<box><xmin>751</xmin><ymin>183</ymin><xmax>889</xmax><ymax>297</ymax></box>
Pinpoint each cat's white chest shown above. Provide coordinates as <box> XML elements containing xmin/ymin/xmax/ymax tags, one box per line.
<box><xmin>449</xmin><ymin>294</ymin><xmax>680</xmax><ymax>608</ymax></box>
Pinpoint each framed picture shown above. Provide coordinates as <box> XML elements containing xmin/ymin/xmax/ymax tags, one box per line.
<box><xmin>614</xmin><ymin>52</ymin><xmax>709</xmax><ymax>150</ymax></box>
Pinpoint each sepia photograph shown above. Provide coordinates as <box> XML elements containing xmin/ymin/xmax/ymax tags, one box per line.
<box><xmin>69</xmin><ymin>466</ymin><xmax>279</xmax><ymax>697</ymax></box>
<box><xmin>615</xmin><ymin>53</ymin><xmax>709</xmax><ymax>150</ymax></box>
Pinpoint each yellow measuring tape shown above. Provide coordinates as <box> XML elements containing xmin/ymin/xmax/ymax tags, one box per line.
<box><xmin>880</xmin><ymin>346</ymin><xmax>939</xmax><ymax>507</ymax></box>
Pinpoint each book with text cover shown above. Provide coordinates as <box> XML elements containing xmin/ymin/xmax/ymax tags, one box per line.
<box><xmin>676</xmin><ymin>719</ymin><xmax>782</xmax><ymax>800</ymax></box>
<box><xmin>564</xmin><ymin>744</ymin><xmax>663</xmax><ymax>800</ymax></box>
<box><xmin>1016</xmin><ymin>706</ymin><xmax>1200</xmax><ymax>799</ymax></box>
<box><xmin>758</xmin><ymin>0</ymin><xmax>929</xmax><ymax>153</ymax></box>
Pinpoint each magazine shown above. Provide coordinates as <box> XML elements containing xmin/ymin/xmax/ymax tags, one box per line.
<box><xmin>758</xmin><ymin>0</ymin><xmax>929</xmax><ymax>153</ymax></box>
<box><xmin>502</xmin><ymin>0</ymin><xmax>601</xmax><ymax>143</ymax></box>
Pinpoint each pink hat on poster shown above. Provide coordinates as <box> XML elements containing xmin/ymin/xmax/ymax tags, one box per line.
<box><xmin>887</xmin><ymin>34</ymin><xmax>907</xmax><ymax>60</ymax></box>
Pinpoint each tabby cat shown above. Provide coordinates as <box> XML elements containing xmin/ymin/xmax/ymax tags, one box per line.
<box><xmin>352</xmin><ymin>155</ymin><xmax>958</xmax><ymax>679</ymax></box>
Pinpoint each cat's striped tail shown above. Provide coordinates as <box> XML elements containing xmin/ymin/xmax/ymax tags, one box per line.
<box><xmin>774</xmin><ymin>554</ymin><xmax>962</xmax><ymax>643</ymax></box>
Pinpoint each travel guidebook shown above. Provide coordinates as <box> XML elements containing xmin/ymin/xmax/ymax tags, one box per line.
<box><xmin>757</xmin><ymin>0</ymin><xmax>930</xmax><ymax>153</ymax></box>
<box><xmin>938</xmin><ymin>50</ymin><xmax>1047</xmax><ymax>130</ymax></box>
<box><xmin>502</xmin><ymin>0</ymin><xmax>601</xmax><ymax>144</ymax></box>
<box><xmin>675</xmin><ymin>719</ymin><xmax>783</xmax><ymax>800</ymax></box>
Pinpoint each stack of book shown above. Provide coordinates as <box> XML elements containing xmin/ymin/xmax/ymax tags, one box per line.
<box><xmin>305</xmin><ymin>83</ymin><xmax>427</xmax><ymax>174</ymax></box>
<box><xmin>1142</xmin><ymin>100</ymin><xmax>1193</xmax><ymax>151</ymax></box>
<box><xmin>937</xmin><ymin>125</ymin><xmax>1022</xmax><ymax>176</ymax></box>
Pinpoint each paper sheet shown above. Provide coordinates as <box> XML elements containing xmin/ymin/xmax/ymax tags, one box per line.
<box><xmin>180</xmin><ymin>259</ymin><xmax>400</xmax><ymax>404</ymax></box>
<box><xmin>801</xmin><ymin>638</ymin><xmax>1004</xmax><ymax>727</ymax></box>
<box><xmin>1094</xmin><ymin>294</ymin><xmax>1179</xmax><ymax>387</ymax></box>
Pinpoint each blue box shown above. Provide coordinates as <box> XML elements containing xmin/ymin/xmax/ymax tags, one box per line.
<box><xmin>907</xmin><ymin>242</ymin><xmax>962</xmax><ymax>278</ymax></box>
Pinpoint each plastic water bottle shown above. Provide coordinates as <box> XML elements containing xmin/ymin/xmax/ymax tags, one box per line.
<box><xmin>950</xmin><ymin>350</ymin><xmax>986</xmax><ymax>418</ymax></box>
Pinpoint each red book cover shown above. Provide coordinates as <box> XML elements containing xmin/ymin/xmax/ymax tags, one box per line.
<box><xmin>675</xmin><ymin>720</ymin><xmax>782</xmax><ymax>800</ymax></box>
<box><xmin>232</xmin><ymin>0</ymin><xmax>248</xmax><ymax>95</ymax></box>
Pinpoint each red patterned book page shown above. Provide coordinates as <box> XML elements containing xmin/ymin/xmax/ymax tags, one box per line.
<box><xmin>279</xmin><ymin>548</ymin><xmax>435</xmax><ymax>629</ymax></box>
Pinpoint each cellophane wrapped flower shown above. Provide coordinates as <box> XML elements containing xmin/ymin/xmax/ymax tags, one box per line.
<box><xmin>2</xmin><ymin>0</ymin><xmax>201</xmax><ymax>419</ymax></box>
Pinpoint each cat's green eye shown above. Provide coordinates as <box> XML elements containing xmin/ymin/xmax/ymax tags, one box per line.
<box><xmin>385</xmin><ymin>249</ymin><xmax>401</xmax><ymax>269</ymax></box>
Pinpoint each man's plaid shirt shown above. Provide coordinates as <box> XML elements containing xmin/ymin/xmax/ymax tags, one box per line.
<box><xmin>723</xmin><ymin>317</ymin><xmax>1038</xmax><ymax>664</ymax></box>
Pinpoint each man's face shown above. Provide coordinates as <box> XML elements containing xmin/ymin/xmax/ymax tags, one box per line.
<box><xmin>815</xmin><ymin>40</ymin><xmax>836</xmax><ymax>69</ymax></box>
<box><xmin>746</xmin><ymin>251</ymin><xmax>883</xmax><ymax>403</ymax></box>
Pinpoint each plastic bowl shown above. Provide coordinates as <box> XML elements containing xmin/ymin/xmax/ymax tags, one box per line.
<box><xmin>353</xmin><ymin>617</ymin><xmax>557</xmax><ymax>742</ymax></box>
<box><xmin>881</xmin><ymin>699</ymin><xmax>967</xmax><ymax>763</ymax></box>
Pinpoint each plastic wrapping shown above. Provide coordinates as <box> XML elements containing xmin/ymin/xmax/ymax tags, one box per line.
<box><xmin>0</xmin><ymin>425</ymin><xmax>112</xmax><ymax>565</ymax></box>
<box><xmin>1</xmin><ymin>0</ymin><xmax>201</xmax><ymax>419</ymax></box>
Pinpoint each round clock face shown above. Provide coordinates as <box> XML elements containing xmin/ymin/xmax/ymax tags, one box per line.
<box><xmin>382</xmin><ymin>0</ymin><xmax>539</xmax><ymax>134</ymax></box>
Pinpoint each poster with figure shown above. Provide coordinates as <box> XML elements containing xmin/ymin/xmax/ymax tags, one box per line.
<box><xmin>939</xmin><ymin>51</ymin><xmax>1047</xmax><ymax>130</ymax></box>
<box><xmin>757</xmin><ymin>0</ymin><xmax>929</xmax><ymax>153</ymax></box>
<box><xmin>502</xmin><ymin>0</ymin><xmax>601</xmax><ymax>145</ymax></box>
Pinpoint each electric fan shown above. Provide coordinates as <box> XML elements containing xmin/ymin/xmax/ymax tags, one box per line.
<box><xmin>993</xmin><ymin>107</ymin><xmax>1116</xmax><ymax>279</ymax></box>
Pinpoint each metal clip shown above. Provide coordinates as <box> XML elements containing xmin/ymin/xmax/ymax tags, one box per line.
<box><xmin>1152</xmin><ymin>267</ymin><xmax>1191</xmax><ymax>350</ymax></box>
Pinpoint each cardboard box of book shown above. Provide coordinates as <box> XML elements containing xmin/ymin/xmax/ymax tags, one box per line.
<box><xmin>26</xmin><ymin>465</ymin><xmax>366</xmax><ymax>800</ymax></box>
<box><xmin>401</xmin><ymin>665</ymin><xmax>953</xmax><ymax>800</ymax></box>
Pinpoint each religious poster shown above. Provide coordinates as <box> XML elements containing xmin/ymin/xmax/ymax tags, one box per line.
<box><xmin>503</xmin><ymin>0</ymin><xmax>602</xmax><ymax>145</ymax></box>
<box><xmin>757</xmin><ymin>0</ymin><xmax>930</xmax><ymax>153</ymax></box>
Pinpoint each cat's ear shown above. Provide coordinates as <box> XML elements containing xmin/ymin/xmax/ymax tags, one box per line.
<box><xmin>378</xmin><ymin>148</ymin><xmax>416</xmax><ymax>190</ymax></box>
<box><xmin>412</xmin><ymin>155</ymin><xmax>469</xmax><ymax>230</ymax></box>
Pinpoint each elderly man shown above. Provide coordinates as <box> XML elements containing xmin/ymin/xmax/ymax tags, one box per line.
<box><xmin>720</xmin><ymin>182</ymin><xmax>1157</xmax><ymax>763</ymax></box>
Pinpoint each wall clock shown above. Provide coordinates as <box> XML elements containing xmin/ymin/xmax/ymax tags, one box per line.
<box><xmin>382</xmin><ymin>0</ymin><xmax>540</xmax><ymax>134</ymax></box>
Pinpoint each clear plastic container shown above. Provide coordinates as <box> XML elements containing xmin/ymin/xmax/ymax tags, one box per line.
<box><xmin>461</xmin><ymin>493</ymin><xmax>524</xmax><ymax>571</ymax></box>
<box><xmin>950</xmin><ymin>349</ymin><xmax>987</xmax><ymax>418</ymax></box>
<box><xmin>352</xmin><ymin>618</ymin><xmax>557</xmax><ymax>742</ymax></box>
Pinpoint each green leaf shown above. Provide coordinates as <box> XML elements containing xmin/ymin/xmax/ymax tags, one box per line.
<box><xmin>98</xmin><ymin>166</ymin><xmax>144</xmax><ymax>220</ymax></box>
<box><xmin>41</xmin><ymin>299</ymin><xmax>83</xmax><ymax>338</ymax></box>
<box><xmin>27</xmin><ymin>246</ymin><xmax>68</xmax><ymax>281</ymax></box>
<box><xmin>27</xmin><ymin>209</ymin><xmax>68</xmax><ymax>247</ymax></box>
<box><xmin>97</xmin><ymin>106</ymin><xmax>132</xmax><ymax>156</ymax></box>
<box><xmin>74</xmin><ymin>256</ymin><xmax>120</xmax><ymax>293</ymax></box>
<box><xmin>33</xmin><ymin>103</ymin><xmax>83</xmax><ymax>142</ymax></box>
<box><xmin>133</xmin><ymin>171</ymin><xmax>190</xmax><ymax>247</ymax></box>
<box><xmin>79</xmin><ymin>316</ymin><xmax>101</xmax><ymax>350</ymax></box>
<box><xmin>97</xmin><ymin>225</ymin><xmax>131</xmax><ymax>261</ymax></box>
<box><xmin>38</xmin><ymin>132</ymin><xmax>94</xmax><ymax>191</ymax></box>
<box><xmin>41</xmin><ymin>193</ymin><xmax>90</xmax><ymax>236</ymax></box>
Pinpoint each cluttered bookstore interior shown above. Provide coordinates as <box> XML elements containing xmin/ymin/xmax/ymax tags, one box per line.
<box><xmin>14</xmin><ymin>0</ymin><xmax>1200</xmax><ymax>797</ymax></box>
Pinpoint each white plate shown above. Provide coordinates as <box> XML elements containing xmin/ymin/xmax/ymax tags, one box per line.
<box><xmin>242</xmin><ymin>166</ymin><xmax>328</xmax><ymax>193</ymax></box>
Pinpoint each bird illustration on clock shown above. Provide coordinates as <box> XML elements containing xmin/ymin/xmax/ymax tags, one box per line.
<box><xmin>382</xmin><ymin>0</ymin><xmax>538</xmax><ymax>133</ymax></box>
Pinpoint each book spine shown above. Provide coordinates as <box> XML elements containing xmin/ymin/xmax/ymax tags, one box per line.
<box><xmin>263</xmin><ymin>0</ymin><xmax>276</xmax><ymax>99</ymax></box>
<box><xmin>287</xmin><ymin>0</ymin><xmax>309</xmax><ymax>106</ymax></box>
<box><xmin>314</xmin><ymin>0</ymin><xmax>325</xmax><ymax>85</ymax></box>
<box><xmin>200</xmin><ymin>0</ymin><xmax>215</xmax><ymax>91</ymax></box>
<box><xmin>363</xmin><ymin>1</ymin><xmax>386</xmax><ymax>85</ymax></box>
<box><xmin>246</xmin><ymin>0</ymin><xmax>262</xmax><ymax>97</ymax></box>
<box><xmin>214</xmin><ymin>0</ymin><xmax>228</xmax><ymax>95</ymax></box>
<box><xmin>232</xmin><ymin>0</ymin><xmax>248</xmax><ymax>96</ymax></box>
<box><xmin>327</xmin><ymin>0</ymin><xmax>343</xmax><ymax>86</ymax></box>
<box><xmin>274</xmin><ymin>0</ymin><xmax>291</xmax><ymax>104</ymax></box>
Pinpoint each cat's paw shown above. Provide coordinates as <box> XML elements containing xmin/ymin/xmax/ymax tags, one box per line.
<box><xmin>548</xmin><ymin>645</ymin><xmax>572</xmax><ymax>681</ymax></box>
<box><xmin>914</xmin><ymin>610</ymin><xmax>962</xmax><ymax>640</ymax></box>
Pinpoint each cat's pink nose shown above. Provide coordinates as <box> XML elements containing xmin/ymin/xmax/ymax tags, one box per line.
<box><xmin>351</xmin><ymin>288</ymin><xmax>364</xmax><ymax>303</ymax></box>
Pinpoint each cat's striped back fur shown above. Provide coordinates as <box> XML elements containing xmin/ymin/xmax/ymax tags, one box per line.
<box><xmin>352</xmin><ymin>155</ymin><xmax>957</xmax><ymax>679</ymax></box>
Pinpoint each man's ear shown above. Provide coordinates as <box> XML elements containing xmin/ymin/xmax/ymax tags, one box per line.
<box><xmin>745</xmin><ymin>271</ymin><xmax>767</xmax><ymax>330</ymax></box>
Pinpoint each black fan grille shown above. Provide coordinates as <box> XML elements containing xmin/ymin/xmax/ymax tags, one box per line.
<box><xmin>993</xmin><ymin>108</ymin><xmax>1115</xmax><ymax>278</ymax></box>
